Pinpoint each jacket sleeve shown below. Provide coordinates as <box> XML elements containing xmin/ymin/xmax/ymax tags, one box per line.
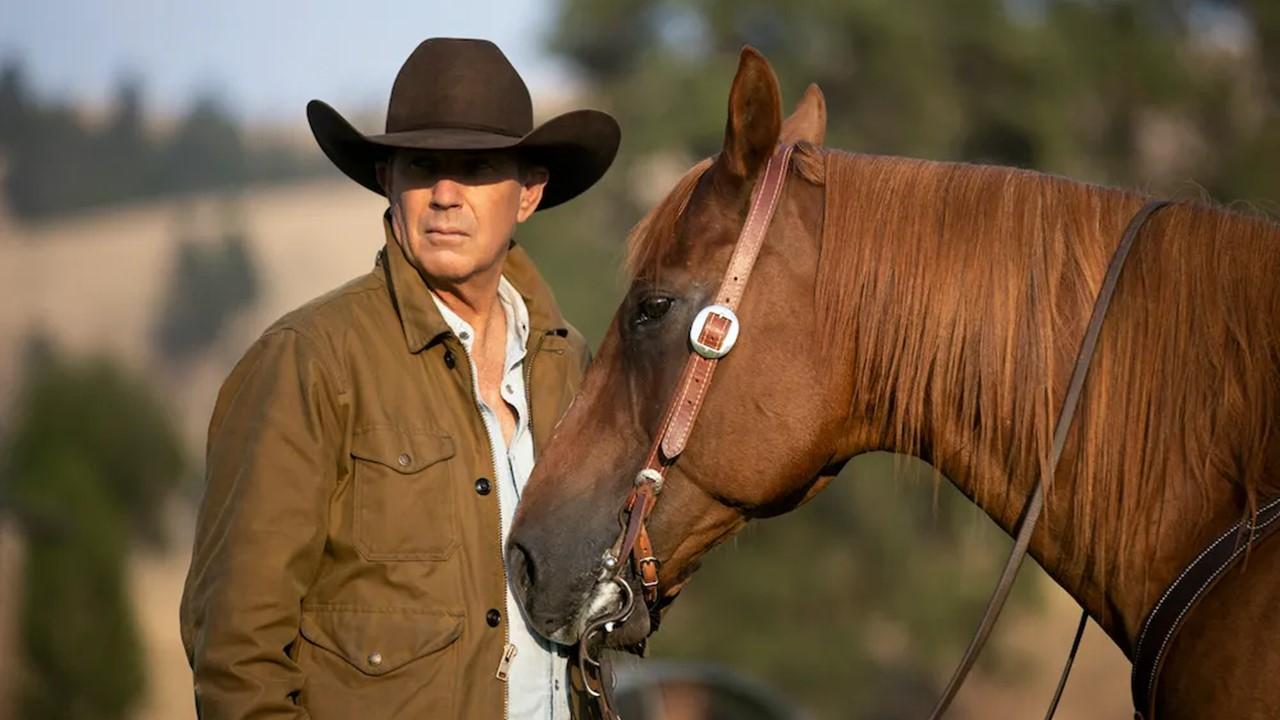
<box><xmin>180</xmin><ymin>327</ymin><xmax>345</xmax><ymax>720</ymax></box>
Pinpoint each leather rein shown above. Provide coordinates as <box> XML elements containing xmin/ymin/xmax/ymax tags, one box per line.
<box><xmin>575</xmin><ymin>143</ymin><xmax>1241</xmax><ymax>719</ymax></box>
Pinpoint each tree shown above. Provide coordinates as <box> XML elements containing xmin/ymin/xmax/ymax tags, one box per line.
<box><xmin>0</xmin><ymin>68</ymin><xmax>325</xmax><ymax>221</ymax></box>
<box><xmin>1</xmin><ymin>341</ymin><xmax>187</xmax><ymax>719</ymax></box>
<box><xmin>160</xmin><ymin>94</ymin><xmax>248</xmax><ymax>195</ymax></box>
<box><xmin>153</xmin><ymin>204</ymin><xmax>261</xmax><ymax>363</ymax></box>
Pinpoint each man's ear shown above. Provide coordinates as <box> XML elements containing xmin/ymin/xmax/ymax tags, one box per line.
<box><xmin>375</xmin><ymin>158</ymin><xmax>392</xmax><ymax>196</ymax></box>
<box><xmin>516</xmin><ymin>165</ymin><xmax>549</xmax><ymax>222</ymax></box>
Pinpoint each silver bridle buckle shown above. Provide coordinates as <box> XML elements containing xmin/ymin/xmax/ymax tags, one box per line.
<box><xmin>634</xmin><ymin>468</ymin><xmax>664</xmax><ymax>494</ymax></box>
<box><xmin>689</xmin><ymin>304</ymin><xmax>740</xmax><ymax>359</ymax></box>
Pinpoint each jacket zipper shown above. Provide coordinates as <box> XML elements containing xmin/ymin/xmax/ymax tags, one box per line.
<box><xmin>496</xmin><ymin>642</ymin><xmax>518</xmax><ymax>682</ymax></box>
<box><xmin>496</xmin><ymin>331</ymin><xmax>547</xmax><ymax>717</ymax></box>
<box><xmin>489</xmin><ymin>422</ymin><xmax>512</xmax><ymax>720</ymax></box>
<box><xmin>475</xmin><ymin>328</ymin><xmax>552</xmax><ymax>719</ymax></box>
<box><xmin>521</xmin><ymin>331</ymin><xmax>554</xmax><ymax>713</ymax></box>
<box><xmin>455</xmin><ymin>336</ymin><xmax>514</xmax><ymax>720</ymax></box>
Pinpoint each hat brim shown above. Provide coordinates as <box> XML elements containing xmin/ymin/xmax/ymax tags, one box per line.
<box><xmin>307</xmin><ymin>100</ymin><xmax>620</xmax><ymax>211</ymax></box>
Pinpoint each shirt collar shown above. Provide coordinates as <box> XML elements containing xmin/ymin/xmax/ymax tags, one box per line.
<box><xmin>376</xmin><ymin>212</ymin><xmax>569</xmax><ymax>353</ymax></box>
<box><xmin>428</xmin><ymin>276</ymin><xmax>531</xmax><ymax>356</ymax></box>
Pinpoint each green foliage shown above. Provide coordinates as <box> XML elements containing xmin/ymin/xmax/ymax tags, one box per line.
<box><xmin>520</xmin><ymin>189</ymin><xmax>630</xmax><ymax>345</ymax></box>
<box><xmin>4</xmin><ymin>342</ymin><xmax>188</xmax><ymax>545</ymax></box>
<box><xmin>16</xmin><ymin>454</ymin><xmax>145</xmax><ymax>720</ymax></box>
<box><xmin>0</xmin><ymin>61</ymin><xmax>325</xmax><ymax>221</ymax></box>
<box><xmin>153</xmin><ymin>215</ymin><xmax>261</xmax><ymax>363</ymax></box>
<box><xmin>0</xmin><ymin>342</ymin><xmax>187</xmax><ymax>719</ymax></box>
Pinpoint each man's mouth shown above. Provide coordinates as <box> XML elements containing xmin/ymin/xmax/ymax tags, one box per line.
<box><xmin>423</xmin><ymin>226</ymin><xmax>469</xmax><ymax>239</ymax></box>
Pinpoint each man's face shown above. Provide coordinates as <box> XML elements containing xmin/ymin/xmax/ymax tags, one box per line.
<box><xmin>379</xmin><ymin>149</ymin><xmax>547</xmax><ymax>287</ymax></box>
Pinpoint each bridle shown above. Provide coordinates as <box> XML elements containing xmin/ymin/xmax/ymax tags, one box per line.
<box><xmin>577</xmin><ymin>143</ymin><xmax>796</xmax><ymax>717</ymax></box>
<box><xmin>575</xmin><ymin>141</ymin><xmax>1184</xmax><ymax>719</ymax></box>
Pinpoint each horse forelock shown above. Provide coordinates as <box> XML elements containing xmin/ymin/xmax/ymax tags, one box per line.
<box><xmin>815</xmin><ymin>149</ymin><xmax>1280</xmax><ymax>600</ymax></box>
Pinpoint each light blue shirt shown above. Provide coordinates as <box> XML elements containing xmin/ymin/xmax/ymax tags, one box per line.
<box><xmin>430</xmin><ymin>277</ymin><xmax>568</xmax><ymax>720</ymax></box>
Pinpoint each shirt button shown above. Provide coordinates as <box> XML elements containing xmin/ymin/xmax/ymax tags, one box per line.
<box><xmin>367</xmin><ymin>651</ymin><xmax>383</xmax><ymax>667</ymax></box>
<box><xmin>443</xmin><ymin>349</ymin><xmax>456</xmax><ymax>369</ymax></box>
<box><xmin>486</xmin><ymin>608</ymin><xmax>501</xmax><ymax>627</ymax></box>
<box><xmin>504</xmin><ymin>383</ymin><xmax>514</xmax><ymax>394</ymax></box>
<box><xmin>397</xmin><ymin>453</ymin><xmax>411</xmax><ymax>467</ymax></box>
<box><xmin>474</xmin><ymin>477</ymin><xmax>491</xmax><ymax>496</ymax></box>
<box><xmin>459</xmin><ymin>330</ymin><xmax>471</xmax><ymax>341</ymax></box>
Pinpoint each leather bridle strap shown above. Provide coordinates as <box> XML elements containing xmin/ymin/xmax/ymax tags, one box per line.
<box><xmin>927</xmin><ymin>199</ymin><xmax>1171</xmax><ymax>719</ymax></box>
<box><xmin>613</xmin><ymin>143</ymin><xmax>796</xmax><ymax>598</ymax></box>
<box><xmin>578</xmin><ymin>145</ymin><xmax>795</xmax><ymax>719</ymax></box>
<box><xmin>1131</xmin><ymin>493</ymin><xmax>1280</xmax><ymax>719</ymax></box>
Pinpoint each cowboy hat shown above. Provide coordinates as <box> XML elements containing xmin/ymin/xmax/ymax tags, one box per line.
<box><xmin>307</xmin><ymin>38</ymin><xmax>620</xmax><ymax>211</ymax></box>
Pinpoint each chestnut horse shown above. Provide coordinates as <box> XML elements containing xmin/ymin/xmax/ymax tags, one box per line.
<box><xmin>508</xmin><ymin>48</ymin><xmax>1280</xmax><ymax>717</ymax></box>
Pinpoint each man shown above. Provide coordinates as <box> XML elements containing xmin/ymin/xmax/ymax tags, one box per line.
<box><xmin>180</xmin><ymin>38</ymin><xmax>619</xmax><ymax>719</ymax></box>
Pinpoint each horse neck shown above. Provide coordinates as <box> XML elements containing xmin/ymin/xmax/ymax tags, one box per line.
<box><xmin>819</xmin><ymin>151</ymin><xmax>1269</xmax><ymax>654</ymax></box>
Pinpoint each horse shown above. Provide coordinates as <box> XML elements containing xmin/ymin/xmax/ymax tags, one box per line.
<box><xmin>507</xmin><ymin>47</ymin><xmax>1280</xmax><ymax>718</ymax></box>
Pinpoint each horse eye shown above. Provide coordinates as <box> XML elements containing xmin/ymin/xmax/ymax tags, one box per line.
<box><xmin>636</xmin><ymin>296</ymin><xmax>674</xmax><ymax>324</ymax></box>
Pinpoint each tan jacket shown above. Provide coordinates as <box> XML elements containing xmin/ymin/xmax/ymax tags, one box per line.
<box><xmin>180</xmin><ymin>220</ymin><xmax>591</xmax><ymax>719</ymax></box>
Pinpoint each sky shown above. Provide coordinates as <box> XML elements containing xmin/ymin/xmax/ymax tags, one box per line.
<box><xmin>0</xmin><ymin>0</ymin><xmax>573</xmax><ymax>125</ymax></box>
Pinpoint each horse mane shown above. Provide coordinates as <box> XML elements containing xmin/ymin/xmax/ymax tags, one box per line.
<box><xmin>814</xmin><ymin>149</ymin><xmax>1280</xmax><ymax>590</ymax></box>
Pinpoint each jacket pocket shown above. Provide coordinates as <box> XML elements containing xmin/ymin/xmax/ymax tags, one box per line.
<box><xmin>351</xmin><ymin>426</ymin><xmax>458</xmax><ymax>561</ymax></box>
<box><xmin>296</xmin><ymin>607</ymin><xmax>462</xmax><ymax>719</ymax></box>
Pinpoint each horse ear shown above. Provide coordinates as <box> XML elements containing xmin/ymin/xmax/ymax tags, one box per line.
<box><xmin>780</xmin><ymin>83</ymin><xmax>827</xmax><ymax>146</ymax></box>
<box><xmin>719</xmin><ymin>46</ymin><xmax>782</xmax><ymax>182</ymax></box>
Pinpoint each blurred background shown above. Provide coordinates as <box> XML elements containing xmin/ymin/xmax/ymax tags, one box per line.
<box><xmin>1</xmin><ymin>1</ymin><xmax>1277</xmax><ymax>718</ymax></box>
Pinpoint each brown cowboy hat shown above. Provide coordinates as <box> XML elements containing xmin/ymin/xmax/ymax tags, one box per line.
<box><xmin>307</xmin><ymin>38</ymin><xmax>620</xmax><ymax>211</ymax></box>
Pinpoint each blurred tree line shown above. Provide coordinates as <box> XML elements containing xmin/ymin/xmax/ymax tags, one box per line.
<box><xmin>153</xmin><ymin>203</ymin><xmax>262</xmax><ymax>364</ymax></box>
<box><xmin>514</xmin><ymin>1</ymin><xmax>1280</xmax><ymax>718</ymax></box>
<box><xmin>0</xmin><ymin>60</ymin><xmax>325</xmax><ymax>221</ymax></box>
<box><xmin>0</xmin><ymin>340</ymin><xmax>187</xmax><ymax>720</ymax></box>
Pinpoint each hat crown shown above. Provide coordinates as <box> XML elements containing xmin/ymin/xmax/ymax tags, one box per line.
<box><xmin>386</xmin><ymin>38</ymin><xmax>533</xmax><ymax>138</ymax></box>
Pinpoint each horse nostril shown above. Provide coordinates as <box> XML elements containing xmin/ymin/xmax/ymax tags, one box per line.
<box><xmin>509</xmin><ymin>541</ymin><xmax>538</xmax><ymax>597</ymax></box>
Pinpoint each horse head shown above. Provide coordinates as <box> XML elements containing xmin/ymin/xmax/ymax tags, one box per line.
<box><xmin>507</xmin><ymin>47</ymin><xmax>851</xmax><ymax>646</ymax></box>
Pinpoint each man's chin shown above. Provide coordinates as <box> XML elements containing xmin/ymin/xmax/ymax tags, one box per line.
<box><xmin>411</xmin><ymin>256</ymin><xmax>476</xmax><ymax>285</ymax></box>
<box><xmin>402</xmin><ymin>243</ymin><xmax>500</xmax><ymax>286</ymax></box>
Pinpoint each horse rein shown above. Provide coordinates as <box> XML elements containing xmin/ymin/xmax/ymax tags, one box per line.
<box><xmin>924</xmin><ymin>197</ymin><xmax>1280</xmax><ymax>720</ymax></box>
<box><xmin>573</xmin><ymin>146</ymin><xmax>1189</xmax><ymax>719</ymax></box>
<box><xmin>925</xmin><ymin>198</ymin><xmax>1172</xmax><ymax>720</ymax></box>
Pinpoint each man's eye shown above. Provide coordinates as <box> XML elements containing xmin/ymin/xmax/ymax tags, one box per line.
<box><xmin>636</xmin><ymin>296</ymin><xmax>674</xmax><ymax>324</ymax></box>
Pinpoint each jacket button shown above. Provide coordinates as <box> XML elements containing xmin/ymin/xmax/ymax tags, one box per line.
<box><xmin>397</xmin><ymin>453</ymin><xmax>411</xmax><ymax>467</ymax></box>
<box><xmin>367</xmin><ymin>651</ymin><xmax>383</xmax><ymax>667</ymax></box>
<box><xmin>486</xmin><ymin>608</ymin><xmax>501</xmax><ymax>627</ymax></box>
<box><xmin>443</xmin><ymin>348</ymin><xmax>456</xmax><ymax>369</ymax></box>
<box><xmin>474</xmin><ymin>477</ymin><xmax>491</xmax><ymax>496</ymax></box>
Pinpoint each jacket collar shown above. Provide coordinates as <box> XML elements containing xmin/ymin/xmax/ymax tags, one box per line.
<box><xmin>377</xmin><ymin>213</ymin><xmax>569</xmax><ymax>353</ymax></box>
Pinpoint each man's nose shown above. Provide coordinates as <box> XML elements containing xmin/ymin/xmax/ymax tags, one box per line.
<box><xmin>429</xmin><ymin>178</ymin><xmax>464</xmax><ymax>211</ymax></box>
